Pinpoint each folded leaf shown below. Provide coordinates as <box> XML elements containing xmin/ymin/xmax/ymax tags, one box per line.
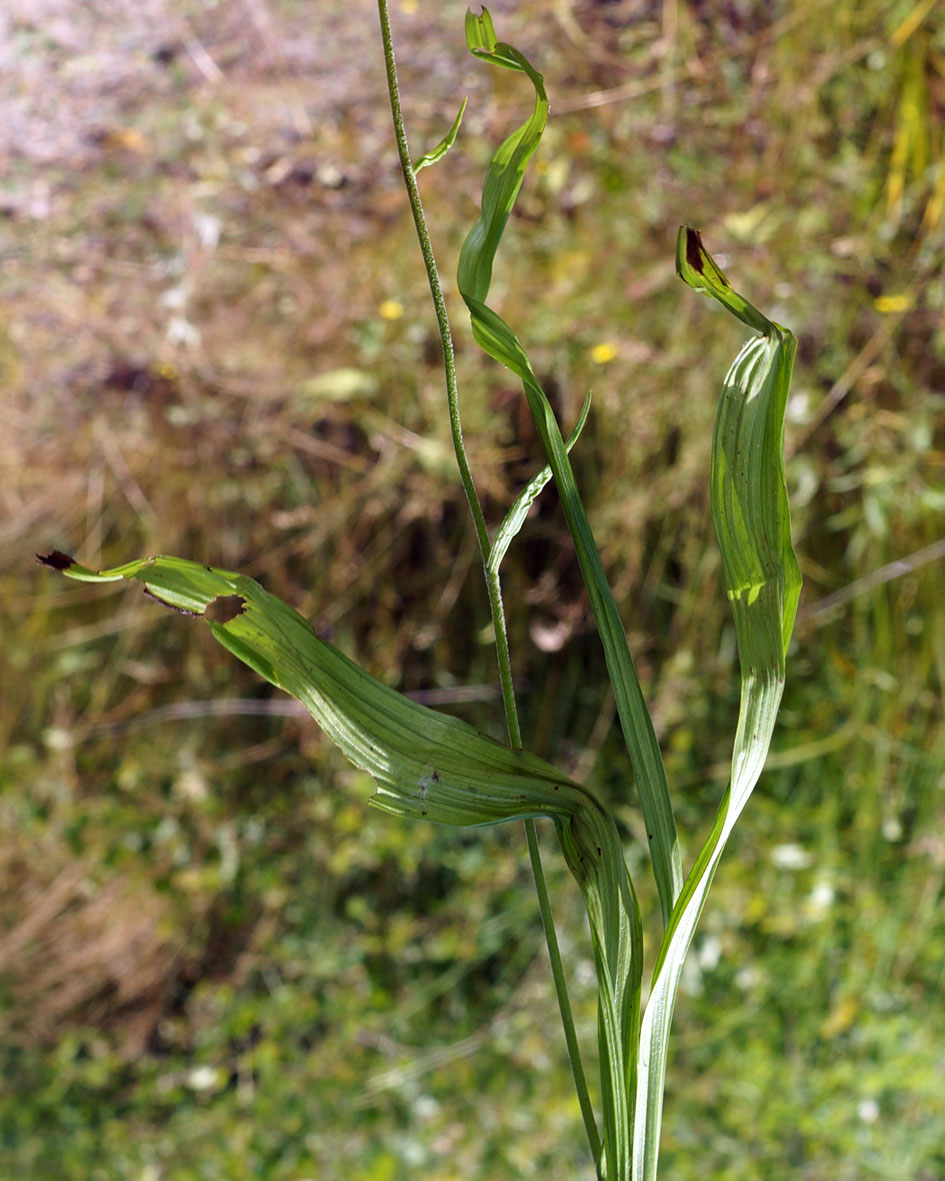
<box><xmin>38</xmin><ymin>550</ymin><xmax>641</xmax><ymax>1181</ymax></box>
<box><xmin>630</xmin><ymin>231</ymin><xmax>802</xmax><ymax>1180</ymax></box>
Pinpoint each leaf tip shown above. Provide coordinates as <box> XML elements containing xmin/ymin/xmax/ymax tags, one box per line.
<box><xmin>684</xmin><ymin>225</ymin><xmax>704</xmax><ymax>274</ymax></box>
<box><xmin>465</xmin><ymin>5</ymin><xmax>496</xmax><ymax>54</ymax></box>
<box><xmin>36</xmin><ymin>550</ymin><xmax>76</xmax><ymax>571</ymax></box>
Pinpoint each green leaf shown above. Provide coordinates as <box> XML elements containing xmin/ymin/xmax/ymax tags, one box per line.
<box><xmin>630</xmin><ymin>230</ymin><xmax>802</xmax><ymax>1180</ymax></box>
<box><xmin>38</xmin><ymin>549</ymin><xmax>641</xmax><ymax>1177</ymax></box>
<box><xmin>458</xmin><ymin>18</ymin><xmax>683</xmax><ymax>1176</ymax></box>
<box><xmin>457</xmin><ymin>11</ymin><xmax>552</xmax><ymax>309</ymax></box>
<box><xmin>38</xmin><ymin>553</ymin><xmax>569</xmax><ymax>823</ymax></box>
<box><xmin>488</xmin><ymin>392</ymin><xmax>591</xmax><ymax>578</ymax></box>
<box><xmin>457</xmin><ymin>9</ymin><xmax>681</xmax><ymax>935</ymax></box>
<box><xmin>674</xmin><ymin>226</ymin><xmax>774</xmax><ymax>336</ymax></box>
<box><xmin>413</xmin><ymin>97</ymin><xmax>467</xmax><ymax>173</ymax></box>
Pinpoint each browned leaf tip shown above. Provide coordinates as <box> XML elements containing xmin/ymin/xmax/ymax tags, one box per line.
<box><xmin>685</xmin><ymin>227</ymin><xmax>704</xmax><ymax>274</ymax></box>
<box><xmin>36</xmin><ymin>550</ymin><xmax>76</xmax><ymax>570</ymax></box>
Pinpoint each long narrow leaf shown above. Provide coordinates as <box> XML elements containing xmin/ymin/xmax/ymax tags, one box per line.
<box><xmin>458</xmin><ymin>8</ymin><xmax>681</xmax><ymax>928</ymax></box>
<box><xmin>466</xmin><ymin>293</ymin><xmax>645</xmax><ymax>1181</ymax></box>
<box><xmin>458</xmin><ymin>14</ymin><xmax>680</xmax><ymax>1175</ymax></box>
<box><xmin>631</xmin><ymin>229</ymin><xmax>802</xmax><ymax>1180</ymax></box>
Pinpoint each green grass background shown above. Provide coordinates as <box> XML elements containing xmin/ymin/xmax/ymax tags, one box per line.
<box><xmin>2</xmin><ymin>0</ymin><xmax>944</xmax><ymax>1177</ymax></box>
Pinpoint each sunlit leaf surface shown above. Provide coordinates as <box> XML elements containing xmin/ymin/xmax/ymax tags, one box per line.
<box><xmin>630</xmin><ymin>230</ymin><xmax>802</xmax><ymax>1181</ymax></box>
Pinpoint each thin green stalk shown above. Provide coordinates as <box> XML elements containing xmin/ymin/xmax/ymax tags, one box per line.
<box><xmin>375</xmin><ymin>0</ymin><xmax>510</xmax><ymax>725</ymax></box>
<box><xmin>524</xmin><ymin>820</ymin><xmax>602</xmax><ymax>1164</ymax></box>
<box><xmin>376</xmin><ymin>0</ymin><xmax>600</xmax><ymax>1162</ymax></box>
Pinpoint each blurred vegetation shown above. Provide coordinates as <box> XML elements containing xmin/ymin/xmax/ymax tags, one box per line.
<box><xmin>2</xmin><ymin>0</ymin><xmax>944</xmax><ymax>1176</ymax></box>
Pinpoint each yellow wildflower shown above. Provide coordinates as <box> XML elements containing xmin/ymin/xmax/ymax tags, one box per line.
<box><xmin>873</xmin><ymin>294</ymin><xmax>912</xmax><ymax>314</ymax></box>
<box><xmin>591</xmin><ymin>342</ymin><xmax>618</xmax><ymax>364</ymax></box>
<box><xmin>379</xmin><ymin>299</ymin><xmax>404</xmax><ymax>321</ymax></box>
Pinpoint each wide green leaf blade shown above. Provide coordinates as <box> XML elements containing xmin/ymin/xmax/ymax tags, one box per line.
<box><xmin>38</xmin><ymin>552</ymin><xmax>579</xmax><ymax>824</ymax></box>
<box><xmin>39</xmin><ymin>548</ymin><xmax>642</xmax><ymax>1181</ymax></box>
<box><xmin>630</xmin><ymin>230</ymin><xmax>802</xmax><ymax>1180</ymax></box>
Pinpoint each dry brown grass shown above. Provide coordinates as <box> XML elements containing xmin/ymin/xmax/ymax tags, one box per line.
<box><xmin>3</xmin><ymin>0</ymin><xmax>943</xmax><ymax>1099</ymax></box>
<box><xmin>0</xmin><ymin>842</ymin><xmax>191</xmax><ymax>1055</ymax></box>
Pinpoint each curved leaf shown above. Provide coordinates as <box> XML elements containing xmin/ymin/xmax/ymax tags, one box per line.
<box><xmin>458</xmin><ymin>9</ymin><xmax>681</xmax><ymax>931</ymax></box>
<box><xmin>457</xmin><ymin>15</ymin><xmax>679</xmax><ymax>1176</ymax></box>
<box><xmin>630</xmin><ymin>230</ymin><xmax>801</xmax><ymax>1180</ymax></box>
<box><xmin>413</xmin><ymin>97</ymin><xmax>467</xmax><ymax>172</ymax></box>
<box><xmin>488</xmin><ymin>392</ymin><xmax>591</xmax><ymax>578</ymax></box>
<box><xmin>38</xmin><ymin>548</ymin><xmax>641</xmax><ymax>1181</ymax></box>
<box><xmin>38</xmin><ymin>552</ymin><xmax>579</xmax><ymax>823</ymax></box>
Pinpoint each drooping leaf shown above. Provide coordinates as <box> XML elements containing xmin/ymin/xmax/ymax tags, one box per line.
<box><xmin>38</xmin><ymin>549</ymin><xmax>640</xmax><ymax>1180</ymax></box>
<box><xmin>37</xmin><ymin>553</ymin><xmax>571</xmax><ymax>823</ymax></box>
<box><xmin>630</xmin><ymin>229</ymin><xmax>802</xmax><ymax>1180</ymax></box>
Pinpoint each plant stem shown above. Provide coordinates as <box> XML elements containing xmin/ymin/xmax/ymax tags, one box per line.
<box><xmin>376</xmin><ymin>0</ymin><xmax>600</xmax><ymax>1163</ymax></box>
<box><xmin>375</xmin><ymin>0</ymin><xmax>517</xmax><ymax>732</ymax></box>
<box><xmin>376</xmin><ymin>3</ymin><xmax>486</xmax><ymax>550</ymax></box>
<box><xmin>524</xmin><ymin>820</ymin><xmax>603</xmax><ymax>1164</ymax></box>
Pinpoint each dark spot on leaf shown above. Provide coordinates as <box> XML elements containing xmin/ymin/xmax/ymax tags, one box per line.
<box><xmin>421</xmin><ymin>810</ymin><xmax>428</xmax><ymax>816</ymax></box>
<box><xmin>36</xmin><ymin>550</ymin><xmax>75</xmax><ymax>571</ymax></box>
<box><xmin>553</xmin><ymin>784</ymin><xmax>560</xmax><ymax>790</ymax></box>
<box><xmin>596</xmin><ymin>846</ymin><xmax>602</xmax><ymax>856</ymax></box>
<box><xmin>648</xmin><ymin>833</ymin><xmax>653</xmax><ymax>841</ymax></box>
<box><xmin>432</xmin><ymin>769</ymin><xmax>440</xmax><ymax>783</ymax></box>
<box><xmin>143</xmin><ymin>586</ymin><xmax>201</xmax><ymax>615</ymax></box>
<box><xmin>686</xmin><ymin>227</ymin><xmax>704</xmax><ymax>273</ymax></box>
<box><xmin>204</xmin><ymin>594</ymin><xmax>246</xmax><ymax>624</ymax></box>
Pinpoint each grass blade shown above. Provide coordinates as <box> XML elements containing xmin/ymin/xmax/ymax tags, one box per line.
<box><xmin>630</xmin><ymin>230</ymin><xmax>802</xmax><ymax>1179</ymax></box>
<box><xmin>458</xmin><ymin>8</ymin><xmax>682</xmax><ymax>933</ymax></box>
